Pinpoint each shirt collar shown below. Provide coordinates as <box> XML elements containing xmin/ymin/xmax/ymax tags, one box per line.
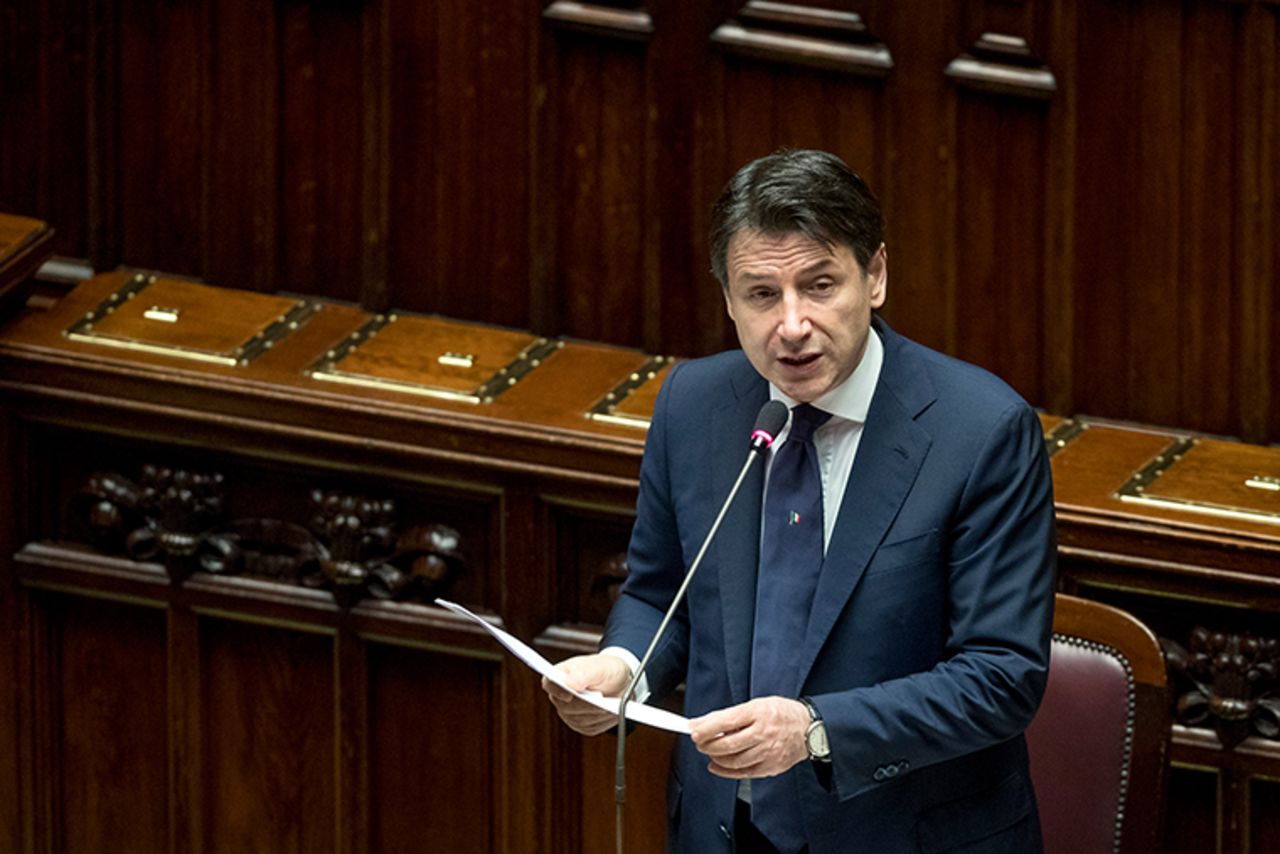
<box><xmin>769</xmin><ymin>325</ymin><xmax>883</xmax><ymax>424</ymax></box>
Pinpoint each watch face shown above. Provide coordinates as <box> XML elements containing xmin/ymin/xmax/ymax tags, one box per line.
<box><xmin>806</xmin><ymin>721</ymin><xmax>830</xmax><ymax>758</ymax></box>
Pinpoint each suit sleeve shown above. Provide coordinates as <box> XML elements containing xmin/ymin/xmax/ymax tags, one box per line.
<box><xmin>599</xmin><ymin>361</ymin><xmax>692</xmax><ymax>702</ymax></box>
<box><xmin>813</xmin><ymin>402</ymin><xmax>1056</xmax><ymax>802</ymax></box>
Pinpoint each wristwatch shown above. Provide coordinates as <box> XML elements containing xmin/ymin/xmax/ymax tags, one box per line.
<box><xmin>800</xmin><ymin>697</ymin><xmax>832</xmax><ymax>762</ymax></box>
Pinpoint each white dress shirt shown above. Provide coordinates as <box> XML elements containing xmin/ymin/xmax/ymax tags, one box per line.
<box><xmin>765</xmin><ymin>325</ymin><xmax>883</xmax><ymax>551</ymax></box>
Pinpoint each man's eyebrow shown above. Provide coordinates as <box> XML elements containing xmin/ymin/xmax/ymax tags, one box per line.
<box><xmin>798</xmin><ymin>258</ymin><xmax>841</xmax><ymax>276</ymax></box>
<box><xmin>733</xmin><ymin>256</ymin><xmax>841</xmax><ymax>282</ymax></box>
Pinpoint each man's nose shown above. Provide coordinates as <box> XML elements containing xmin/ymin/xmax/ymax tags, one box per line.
<box><xmin>778</xmin><ymin>293</ymin><xmax>811</xmax><ymax>340</ymax></box>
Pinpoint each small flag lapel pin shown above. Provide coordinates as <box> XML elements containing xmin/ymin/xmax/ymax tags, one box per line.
<box><xmin>788</xmin><ymin>511</ymin><xmax>802</xmax><ymax>525</ymax></box>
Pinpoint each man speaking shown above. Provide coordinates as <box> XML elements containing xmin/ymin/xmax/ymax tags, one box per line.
<box><xmin>543</xmin><ymin>149</ymin><xmax>1056</xmax><ymax>853</ymax></box>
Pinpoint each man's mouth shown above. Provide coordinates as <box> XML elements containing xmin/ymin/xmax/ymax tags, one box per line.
<box><xmin>779</xmin><ymin>353</ymin><xmax>821</xmax><ymax>368</ymax></box>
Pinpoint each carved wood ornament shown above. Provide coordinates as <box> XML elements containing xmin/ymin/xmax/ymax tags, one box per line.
<box><xmin>76</xmin><ymin>466</ymin><xmax>232</xmax><ymax>582</ymax></box>
<box><xmin>75</xmin><ymin>469</ymin><xmax>465</xmax><ymax>606</ymax></box>
<box><xmin>1163</xmin><ymin>627</ymin><xmax>1280</xmax><ymax>749</ymax></box>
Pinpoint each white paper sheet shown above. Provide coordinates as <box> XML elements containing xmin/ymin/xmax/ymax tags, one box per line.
<box><xmin>435</xmin><ymin>598</ymin><xmax>690</xmax><ymax>735</ymax></box>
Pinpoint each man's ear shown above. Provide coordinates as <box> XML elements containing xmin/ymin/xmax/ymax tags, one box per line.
<box><xmin>722</xmin><ymin>285</ymin><xmax>736</xmax><ymax>322</ymax></box>
<box><xmin>867</xmin><ymin>243</ymin><xmax>887</xmax><ymax>309</ymax></box>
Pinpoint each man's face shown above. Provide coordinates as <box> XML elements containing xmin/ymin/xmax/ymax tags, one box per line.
<box><xmin>723</xmin><ymin>230</ymin><xmax>886</xmax><ymax>403</ymax></box>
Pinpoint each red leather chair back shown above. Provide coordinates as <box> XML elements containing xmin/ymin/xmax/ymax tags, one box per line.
<box><xmin>1027</xmin><ymin>594</ymin><xmax>1170</xmax><ymax>854</ymax></box>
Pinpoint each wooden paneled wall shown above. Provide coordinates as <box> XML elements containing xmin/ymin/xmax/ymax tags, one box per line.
<box><xmin>1</xmin><ymin>0</ymin><xmax>1278</xmax><ymax>442</ymax></box>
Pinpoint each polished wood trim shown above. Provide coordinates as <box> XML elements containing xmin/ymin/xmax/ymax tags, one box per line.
<box><xmin>0</xmin><ymin>216</ymin><xmax>56</xmax><ymax>299</ymax></box>
<box><xmin>735</xmin><ymin>0</ymin><xmax>870</xmax><ymax>35</ymax></box>
<box><xmin>944</xmin><ymin>54</ymin><xmax>1056</xmax><ymax>99</ymax></box>
<box><xmin>0</xmin><ymin>373</ymin><xmax>644</xmax><ymax>489</ymax></box>
<box><xmin>945</xmin><ymin>24</ymin><xmax>1057</xmax><ymax>99</ymax></box>
<box><xmin>711</xmin><ymin>21</ymin><xmax>893</xmax><ymax>76</ymax></box>
<box><xmin>13</xmin><ymin>541</ymin><xmax>543</xmax><ymax>666</ymax></box>
<box><xmin>1172</xmin><ymin>724</ymin><xmax>1280</xmax><ymax>766</ymax></box>
<box><xmin>543</xmin><ymin>2</ymin><xmax>654</xmax><ymax>41</ymax></box>
<box><xmin>1053</xmin><ymin>593</ymin><xmax>1167</xmax><ymax>686</ymax></box>
<box><xmin>534</xmin><ymin>622</ymin><xmax>601</xmax><ymax>657</ymax></box>
<box><xmin>711</xmin><ymin>3</ymin><xmax>891</xmax><ymax>76</ymax></box>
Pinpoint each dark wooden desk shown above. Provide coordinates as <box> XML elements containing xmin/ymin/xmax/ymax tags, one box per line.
<box><xmin>0</xmin><ymin>271</ymin><xmax>1277</xmax><ymax>853</ymax></box>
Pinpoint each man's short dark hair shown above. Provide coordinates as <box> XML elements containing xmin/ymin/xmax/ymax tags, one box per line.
<box><xmin>708</xmin><ymin>149</ymin><xmax>884</xmax><ymax>286</ymax></box>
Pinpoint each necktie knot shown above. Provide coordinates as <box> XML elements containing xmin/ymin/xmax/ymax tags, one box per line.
<box><xmin>788</xmin><ymin>404</ymin><xmax>831</xmax><ymax>444</ymax></box>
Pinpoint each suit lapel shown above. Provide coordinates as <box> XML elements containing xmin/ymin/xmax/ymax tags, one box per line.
<box><xmin>714</xmin><ymin>370</ymin><xmax>769</xmax><ymax>705</ymax></box>
<box><xmin>797</xmin><ymin>321</ymin><xmax>935</xmax><ymax>686</ymax></box>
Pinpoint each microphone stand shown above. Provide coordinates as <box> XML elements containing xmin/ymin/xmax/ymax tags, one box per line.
<box><xmin>613</xmin><ymin>445</ymin><xmax>771</xmax><ymax>854</ymax></box>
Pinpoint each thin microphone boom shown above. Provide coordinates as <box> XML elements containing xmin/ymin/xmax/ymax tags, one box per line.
<box><xmin>613</xmin><ymin>399</ymin><xmax>788</xmax><ymax>854</ymax></box>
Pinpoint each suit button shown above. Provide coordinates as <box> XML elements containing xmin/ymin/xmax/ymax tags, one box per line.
<box><xmin>885</xmin><ymin>764</ymin><xmax>899</xmax><ymax>778</ymax></box>
<box><xmin>898</xmin><ymin>760</ymin><xmax>910</xmax><ymax>772</ymax></box>
<box><xmin>873</xmin><ymin>768</ymin><xmax>887</xmax><ymax>782</ymax></box>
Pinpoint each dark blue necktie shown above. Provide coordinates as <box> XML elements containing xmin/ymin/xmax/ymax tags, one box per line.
<box><xmin>750</xmin><ymin>403</ymin><xmax>830</xmax><ymax>853</ymax></box>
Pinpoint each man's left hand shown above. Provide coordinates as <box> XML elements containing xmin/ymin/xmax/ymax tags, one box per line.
<box><xmin>688</xmin><ymin>697</ymin><xmax>811</xmax><ymax>779</ymax></box>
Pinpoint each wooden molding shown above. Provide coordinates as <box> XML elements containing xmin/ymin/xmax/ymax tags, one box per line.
<box><xmin>711</xmin><ymin>2</ymin><xmax>892</xmax><ymax>78</ymax></box>
<box><xmin>543</xmin><ymin>2</ymin><xmax>654</xmax><ymax>42</ymax></box>
<box><xmin>946</xmin><ymin>32</ymin><xmax>1057</xmax><ymax>100</ymax></box>
<box><xmin>12</xmin><ymin>540</ymin><xmax>515</xmax><ymax>661</ymax></box>
<box><xmin>534</xmin><ymin>623</ymin><xmax>601</xmax><ymax>657</ymax></box>
<box><xmin>1172</xmin><ymin>723</ymin><xmax>1280</xmax><ymax>762</ymax></box>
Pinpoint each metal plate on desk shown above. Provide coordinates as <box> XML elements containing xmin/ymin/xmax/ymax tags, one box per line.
<box><xmin>586</xmin><ymin>357</ymin><xmax>676</xmax><ymax>429</ymax></box>
<box><xmin>307</xmin><ymin>313</ymin><xmax>563</xmax><ymax>404</ymax></box>
<box><xmin>1117</xmin><ymin>438</ymin><xmax>1280</xmax><ymax>526</ymax></box>
<box><xmin>64</xmin><ymin>273</ymin><xmax>320</xmax><ymax>366</ymax></box>
<box><xmin>1039</xmin><ymin>414</ymin><xmax>1089</xmax><ymax>458</ymax></box>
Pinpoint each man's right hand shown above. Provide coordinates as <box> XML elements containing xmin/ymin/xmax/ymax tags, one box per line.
<box><xmin>542</xmin><ymin>653</ymin><xmax>632</xmax><ymax>736</ymax></box>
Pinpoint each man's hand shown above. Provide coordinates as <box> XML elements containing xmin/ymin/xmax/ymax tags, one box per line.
<box><xmin>541</xmin><ymin>653</ymin><xmax>632</xmax><ymax>736</ymax></box>
<box><xmin>688</xmin><ymin>697</ymin><xmax>811</xmax><ymax>779</ymax></box>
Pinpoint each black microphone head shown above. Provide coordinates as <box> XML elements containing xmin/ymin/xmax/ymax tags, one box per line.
<box><xmin>749</xmin><ymin>400</ymin><xmax>789</xmax><ymax>452</ymax></box>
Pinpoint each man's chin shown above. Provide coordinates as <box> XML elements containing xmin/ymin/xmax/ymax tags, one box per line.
<box><xmin>772</xmin><ymin>377</ymin><xmax>828</xmax><ymax>403</ymax></box>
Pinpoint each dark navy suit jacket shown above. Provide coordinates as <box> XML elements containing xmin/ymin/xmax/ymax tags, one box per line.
<box><xmin>601</xmin><ymin>318</ymin><xmax>1056</xmax><ymax>853</ymax></box>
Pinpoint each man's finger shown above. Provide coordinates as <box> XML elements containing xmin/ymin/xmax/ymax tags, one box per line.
<box><xmin>556</xmin><ymin>653</ymin><xmax>630</xmax><ymax>694</ymax></box>
<box><xmin>704</xmin><ymin>741</ymin><xmax>761</xmax><ymax>768</ymax></box>
<box><xmin>689</xmin><ymin>700</ymin><xmax>757</xmax><ymax>743</ymax></box>
<box><xmin>540</xmin><ymin>675</ymin><xmax>575</xmax><ymax>702</ymax></box>
<box><xmin>695</xmin><ymin>720</ymin><xmax>764</xmax><ymax>756</ymax></box>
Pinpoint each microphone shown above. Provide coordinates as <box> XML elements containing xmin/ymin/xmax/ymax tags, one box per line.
<box><xmin>612</xmin><ymin>399</ymin><xmax>788</xmax><ymax>854</ymax></box>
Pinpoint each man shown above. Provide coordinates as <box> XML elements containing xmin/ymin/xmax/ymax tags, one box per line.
<box><xmin>543</xmin><ymin>149</ymin><xmax>1056</xmax><ymax>853</ymax></box>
